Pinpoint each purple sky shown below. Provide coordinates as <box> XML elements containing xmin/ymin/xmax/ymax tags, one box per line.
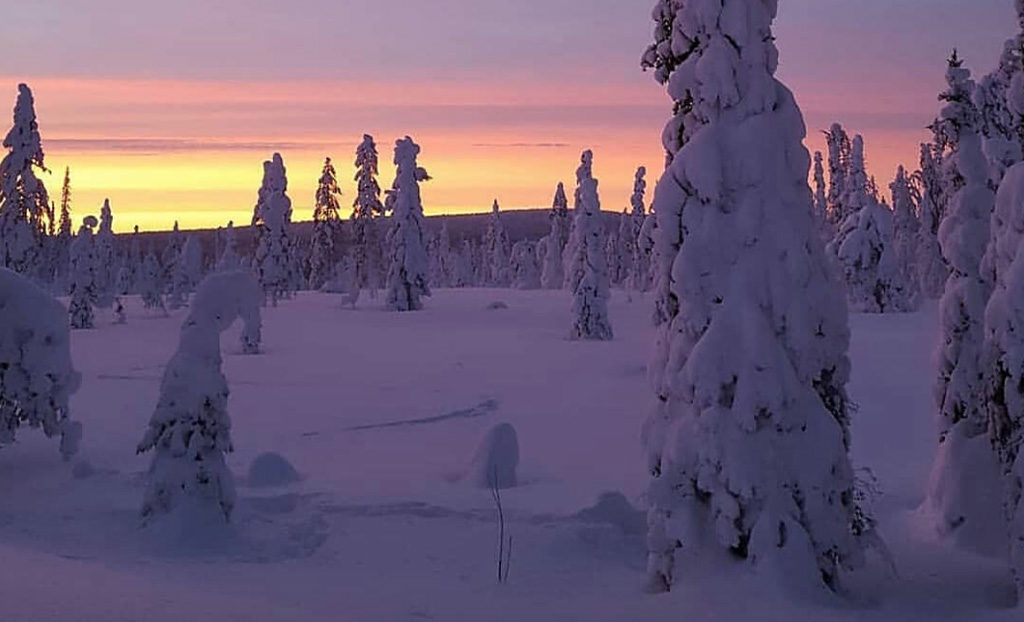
<box><xmin>2</xmin><ymin>0</ymin><xmax>1016</xmax><ymax>230</ymax></box>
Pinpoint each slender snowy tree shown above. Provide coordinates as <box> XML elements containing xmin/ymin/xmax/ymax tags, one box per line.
<box><xmin>140</xmin><ymin>249</ymin><xmax>166</xmax><ymax>315</ymax></box>
<box><xmin>927</xmin><ymin>57</ymin><xmax>1001</xmax><ymax>552</ymax></box>
<box><xmin>137</xmin><ymin>270</ymin><xmax>262</xmax><ymax>525</ymax></box>
<box><xmin>252</xmin><ymin>154</ymin><xmax>293</xmax><ymax>306</ymax></box>
<box><xmin>0</xmin><ymin>267</ymin><xmax>81</xmax><ymax>459</ymax></box>
<box><xmin>93</xmin><ymin>199</ymin><xmax>117</xmax><ymax>308</ymax></box>
<box><xmin>162</xmin><ymin>221</ymin><xmax>184</xmax><ymax>290</ymax></box>
<box><xmin>891</xmin><ymin>166</ymin><xmax>922</xmax><ymax>301</ymax></box>
<box><xmin>351</xmin><ymin>135</ymin><xmax>385</xmax><ymax>296</ymax></box>
<box><xmin>310</xmin><ymin>157</ymin><xmax>343</xmax><ymax>290</ymax></box>
<box><xmin>824</xmin><ymin>123</ymin><xmax>853</xmax><ymax>229</ymax></box>
<box><xmin>540</xmin><ymin>183</ymin><xmax>569</xmax><ymax>289</ymax></box>
<box><xmin>384</xmin><ymin>137</ymin><xmax>431</xmax><ymax>312</ymax></box>
<box><xmin>216</xmin><ymin>221</ymin><xmax>243</xmax><ymax>272</ymax></box>
<box><xmin>629</xmin><ymin>166</ymin><xmax>651</xmax><ymax>292</ymax></box>
<box><xmin>566</xmin><ymin>150</ymin><xmax>612</xmax><ymax>341</ymax></box>
<box><xmin>915</xmin><ymin>144</ymin><xmax>950</xmax><ymax>298</ymax></box>
<box><xmin>641</xmin><ymin>0</ymin><xmax>867</xmax><ymax>594</ymax></box>
<box><xmin>812</xmin><ymin>151</ymin><xmax>831</xmax><ymax>240</ymax></box>
<box><xmin>454</xmin><ymin>239</ymin><xmax>477</xmax><ymax>287</ymax></box>
<box><xmin>930</xmin><ymin>51</ymin><xmax>974</xmax><ymax>220</ymax></box>
<box><xmin>68</xmin><ymin>216</ymin><xmax>97</xmax><ymax>329</ymax></box>
<box><xmin>484</xmin><ymin>199</ymin><xmax>512</xmax><ymax>287</ymax></box>
<box><xmin>51</xmin><ymin>167</ymin><xmax>72</xmax><ymax>290</ymax></box>
<box><xmin>0</xmin><ymin>84</ymin><xmax>49</xmax><ymax>278</ymax></box>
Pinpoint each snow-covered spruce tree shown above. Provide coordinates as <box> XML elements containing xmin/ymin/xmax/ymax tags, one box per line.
<box><xmin>511</xmin><ymin>239</ymin><xmax>540</xmax><ymax>290</ymax></box>
<box><xmin>0</xmin><ymin>267</ymin><xmax>81</xmax><ymax>459</ymax></box>
<box><xmin>436</xmin><ymin>221</ymin><xmax>454</xmax><ymax>287</ymax></box>
<box><xmin>310</xmin><ymin>157</ymin><xmax>343</xmax><ymax>290</ymax></box>
<box><xmin>984</xmin><ymin>161</ymin><xmax>1024</xmax><ymax>598</ymax></box>
<box><xmin>384</xmin><ymin>137</ymin><xmax>431</xmax><ymax>312</ymax></box>
<box><xmin>566</xmin><ymin>150</ymin><xmax>612</xmax><ymax>341</ymax></box>
<box><xmin>890</xmin><ymin>166</ymin><xmax>922</xmax><ymax>300</ymax></box>
<box><xmin>252</xmin><ymin>154</ymin><xmax>293</xmax><ymax>306</ymax></box>
<box><xmin>168</xmin><ymin>235</ymin><xmax>202</xmax><ymax>309</ymax></box>
<box><xmin>827</xmin><ymin>135</ymin><xmax>917</xmax><ymax>313</ymax></box>
<box><xmin>915</xmin><ymin>144</ymin><xmax>950</xmax><ymax>298</ymax></box>
<box><xmin>140</xmin><ymin>249</ymin><xmax>166</xmax><ymax>314</ymax></box>
<box><xmin>813</xmin><ymin>151</ymin><xmax>831</xmax><ymax>240</ymax></box>
<box><xmin>930</xmin><ymin>51</ymin><xmax>975</xmax><ymax>221</ymax></box>
<box><xmin>351</xmin><ymin>134</ymin><xmax>386</xmax><ymax>296</ymax></box>
<box><xmin>824</xmin><ymin>122</ymin><xmax>853</xmax><ymax>230</ymax></box>
<box><xmin>975</xmin><ymin>10</ymin><xmax>1024</xmax><ymax>190</ymax></box>
<box><xmin>52</xmin><ymin>166</ymin><xmax>73</xmax><ymax>291</ymax></box>
<box><xmin>541</xmin><ymin>183</ymin><xmax>569</xmax><ymax>289</ymax></box>
<box><xmin>137</xmin><ymin>270</ymin><xmax>262</xmax><ymax>526</ymax></box>
<box><xmin>927</xmin><ymin>57</ymin><xmax>1001</xmax><ymax>551</ymax></box>
<box><xmin>604</xmin><ymin>225</ymin><xmax>623</xmax><ymax>287</ymax></box>
<box><xmin>629</xmin><ymin>166</ymin><xmax>651</xmax><ymax>292</ymax></box>
<box><xmin>641</xmin><ymin>0</ymin><xmax>867</xmax><ymax>594</ymax></box>
<box><xmin>68</xmin><ymin>216</ymin><xmax>98</xmax><ymax>329</ymax></box>
<box><xmin>0</xmin><ymin>84</ymin><xmax>50</xmax><ymax>278</ymax></box>
<box><xmin>617</xmin><ymin>209</ymin><xmax>637</xmax><ymax>288</ymax></box>
<box><xmin>454</xmin><ymin>239</ymin><xmax>477</xmax><ymax>287</ymax></box>
<box><xmin>216</xmin><ymin>221</ymin><xmax>243</xmax><ymax>272</ymax></box>
<box><xmin>124</xmin><ymin>225</ymin><xmax>142</xmax><ymax>294</ymax></box>
<box><xmin>93</xmin><ymin>199</ymin><xmax>117</xmax><ymax>308</ymax></box>
<box><xmin>484</xmin><ymin>199</ymin><xmax>512</xmax><ymax>287</ymax></box>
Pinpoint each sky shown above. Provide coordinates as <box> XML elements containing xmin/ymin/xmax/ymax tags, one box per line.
<box><xmin>1</xmin><ymin>0</ymin><xmax>1017</xmax><ymax>232</ymax></box>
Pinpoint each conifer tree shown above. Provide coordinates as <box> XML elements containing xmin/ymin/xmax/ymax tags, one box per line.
<box><xmin>540</xmin><ymin>183</ymin><xmax>569</xmax><ymax>289</ymax></box>
<box><xmin>566</xmin><ymin>150</ymin><xmax>612</xmax><ymax>341</ymax></box>
<box><xmin>351</xmin><ymin>135</ymin><xmax>385</xmax><ymax>296</ymax></box>
<box><xmin>0</xmin><ymin>84</ymin><xmax>49</xmax><ymax>278</ymax></box>
<box><xmin>384</xmin><ymin>137</ymin><xmax>431</xmax><ymax>312</ymax></box>
<box><xmin>641</xmin><ymin>0</ymin><xmax>867</xmax><ymax>593</ymax></box>
<box><xmin>310</xmin><ymin>157</ymin><xmax>343</xmax><ymax>290</ymax></box>
<box><xmin>252</xmin><ymin>154</ymin><xmax>293</xmax><ymax>305</ymax></box>
<box><xmin>484</xmin><ymin>200</ymin><xmax>512</xmax><ymax>287</ymax></box>
<box><xmin>68</xmin><ymin>216</ymin><xmax>98</xmax><ymax>329</ymax></box>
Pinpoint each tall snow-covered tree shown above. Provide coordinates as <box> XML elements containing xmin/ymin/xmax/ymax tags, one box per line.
<box><xmin>252</xmin><ymin>154</ymin><xmax>293</xmax><ymax>306</ymax></box>
<box><xmin>566</xmin><ymin>150</ymin><xmax>612</xmax><ymax>341</ymax></box>
<box><xmin>162</xmin><ymin>221</ymin><xmax>184</xmax><ymax>290</ymax></box>
<box><xmin>139</xmin><ymin>249</ymin><xmax>166</xmax><ymax>315</ymax></box>
<box><xmin>484</xmin><ymin>199</ymin><xmax>512</xmax><ymax>287</ymax></box>
<box><xmin>982</xmin><ymin>161</ymin><xmax>1024</xmax><ymax>598</ymax></box>
<box><xmin>427</xmin><ymin>222</ymin><xmax>454</xmax><ymax>288</ymax></box>
<box><xmin>0</xmin><ymin>267</ymin><xmax>81</xmax><ymax>460</ymax></box>
<box><xmin>629</xmin><ymin>166</ymin><xmax>651</xmax><ymax>292</ymax></box>
<box><xmin>824</xmin><ymin>122</ymin><xmax>853</xmax><ymax>229</ymax></box>
<box><xmin>511</xmin><ymin>239</ymin><xmax>540</xmax><ymax>290</ymax></box>
<box><xmin>351</xmin><ymin>135</ymin><xmax>386</xmax><ymax>296</ymax></box>
<box><xmin>974</xmin><ymin>11</ymin><xmax>1024</xmax><ymax>189</ymax></box>
<box><xmin>540</xmin><ymin>183</ymin><xmax>569</xmax><ymax>289</ymax></box>
<box><xmin>915</xmin><ymin>144</ymin><xmax>950</xmax><ymax>298</ymax></box>
<box><xmin>68</xmin><ymin>216</ymin><xmax>98</xmax><ymax>329</ymax></box>
<box><xmin>0</xmin><ymin>84</ymin><xmax>49</xmax><ymax>278</ymax></box>
<box><xmin>641</xmin><ymin>0</ymin><xmax>867</xmax><ymax>594</ymax></box>
<box><xmin>454</xmin><ymin>239</ymin><xmax>477</xmax><ymax>287</ymax></box>
<box><xmin>137</xmin><ymin>270</ymin><xmax>262</xmax><ymax>526</ymax></box>
<box><xmin>812</xmin><ymin>151</ymin><xmax>830</xmax><ymax>239</ymax></box>
<box><xmin>927</xmin><ymin>57</ymin><xmax>1000</xmax><ymax>552</ymax></box>
<box><xmin>93</xmin><ymin>199</ymin><xmax>117</xmax><ymax>308</ymax></box>
<box><xmin>310</xmin><ymin>157</ymin><xmax>343</xmax><ymax>290</ymax></box>
<box><xmin>52</xmin><ymin>167</ymin><xmax>73</xmax><ymax>289</ymax></box>
<box><xmin>890</xmin><ymin>166</ymin><xmax>921</xmax><ymax>300</ymax></box>
<box><xmin>216</xmin><ymin>221</ymin><xmax>243</xmax><ymax>272</ymax></box>
<box><xmin>384</xmin><ymin>137</ymin><xmax>431</xmax><ymax>312</ymax></box>
<box><xmin>930</xmin><ymin>51</ymin><xmax>975</xmax><ymax>220</ymax></box>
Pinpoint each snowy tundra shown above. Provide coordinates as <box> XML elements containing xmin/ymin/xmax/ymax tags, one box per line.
<box><xmin>0</xmin><ymin>288</ymin><xmax>1020</xmax><ymax>621</ymax></box>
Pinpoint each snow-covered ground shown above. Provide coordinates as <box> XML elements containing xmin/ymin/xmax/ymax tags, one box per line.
<box><xmin>0</xmin><ymin>289</ymin><xmax>1018</xmax><ymax>621</ymax></box>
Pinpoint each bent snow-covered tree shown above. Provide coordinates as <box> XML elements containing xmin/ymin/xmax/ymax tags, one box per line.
<box><xmin>566</xmin><ymin>150</ymin><xmax>612</xmax><ymax>341</ymax></box>
<box><xmin>0</xmin><ymin>267</ymin><xmax>81</xmax><ymax>459</ymax></box>
<box><xmin>384</xmin><ymin>136</ymin><xmax>431</xmax><ymax>312</ymax></box>
<box><xmin>136</xmin><ymin>270</ymin><xmax>262</xmax><ymax>525</ymax></box>
<box><xmin>641</xmin><ymin>0</ymin><xmax>867</xmax><ymax>594</ymax></box>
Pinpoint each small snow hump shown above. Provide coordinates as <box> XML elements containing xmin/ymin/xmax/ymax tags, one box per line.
<box><xmin>485</xmin><ymin>301</ymin><xmax>508</xmax><ymax>311</ymax></box>
<box><xmin>468</xmin><ymin>423</ymin><xmax>519</xmax><ymax>490</ymax></box>
<box><xmin>247</xmin><ymin>452</ymin><xmax>301</xmax><ymax>487</ymax></box>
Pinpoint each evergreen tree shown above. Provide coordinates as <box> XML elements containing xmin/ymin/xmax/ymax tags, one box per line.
<box><xmin>384</xmin><ymin>137</ymin><xmax>431</xmax><ymax>312</ymax></box>
<box><xmin>484</xmin><ymin>199</ymin><xmax>512</xmax><ymax>287</ymax></box>
<box><xmin>0</xmin><ymin>84</ymin><xmax>49</xmax><ymax>278</ymax></box>
<box><xmin>137</xmin><ymin>270</ymin><xmax>262</xmax><ymax>526</ymax></box>
<box><xmin>53</xmin><ymin>167</ymin><xmax>72</xmax><ymax>289</ymax></box>
<box><xmin>566</xmin><ymin>150</ymin><xmax>612</xmax><ymax>341</ymax></box>
<box><xmin>139</xmin><ymin>249</ymin><xmax>166</xmax><ymax>315</ymax></box>
<box><xmin>351</xmin><ymin>135</ymin><xmax>385</xmax><ymax>296</ymax></box>
<box><xmin>310</xmin><ymin>157</ymin><xmax>343</xmax><ymax>290</ymax></box>
<box><xmin>94</xmin><ymin>199</ymin><xmax>117</xmax><ymax>308</ymax></box>
<box><xmin>974</xmin><ymin>10</ymin><xmax>1024</xmax><ymax>189</ymax></box>
<box><xmin>914</xmin><ymin>144</ymin><xmax>950</xmax><ymax>298</ymax></box>
<box><xmin>252</xmin><ymin>154</ymin><xmax>292</xmax><ymax>306</ymax></box>
<box><xmin>161</xmin><ymin>221</ymin><xmax>184</xmax><ymax>291</ymax></box>
<box><xmin>891</xmin><ymin>166</ymin><xmax>921</xmax><ymax>298</ymax></box>
<box><xmin>812</xmin><ymin>151</ymin><xmax>830</xmax><ymax>239</ymax></box>
<box><xmin>824</xmin><ymin>123</ymin><xmax>853</xmax><ymax>229</ymax></box>
<box><xmin>68</xmin><ymin>216</ymin><xmax>98</xmax><ymax>329</ymax></box>
<box><xmin>0</xmin><ymin>266</ymin><xmax>81</xmax><ymax>459</ymax></box>
<box><xmin>511</xmin><ymin>239</ymin><xmax>540</xmax><ymax>290</ymax></box>
<box><xmin>629</xmin><ymin>166</ymin><xmax>651</xmax><ymax>292</ymax></box>
<box><xmin>928</xmin><ymin>56</ymin><xmax>1000</xmax><ymax>552</ymax></box>
<box><xmin>641</xmin><ymin>0</ymin><xmax>867</xmax><ymax>594</ymax></box>
<box><xmin>216</xmin><ymin>221</ymin><xmax>243</xmax><ymax>272</ymax></box>
<box><xmin>540</xmin><ymin>183</ymin><xmax>569</xmax><ymax>289</ymax></box>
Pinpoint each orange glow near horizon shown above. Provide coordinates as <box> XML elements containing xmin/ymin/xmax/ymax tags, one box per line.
<box><xmin>11</xmin><ymin>76</ymin><xmax>932</xmax><ymax>232</ymax></box>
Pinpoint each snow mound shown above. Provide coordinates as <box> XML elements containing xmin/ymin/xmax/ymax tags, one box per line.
<box><xmin>485</xmin><ymin>301</ymin><xmax>508</xmax><ymax>310</ymax></box>
<box><xmin>71</xmin><ymin>459</ymin><xmax>96</xmax><ymax>480</ymax></box>
<box><xmin>467</xmin><ymin>423</ymin><xmax>519</xmax><ymax>489</ymax></box>
<box><xmin>574</xmin><ymin>492</ymin><xmax>645</xmax><ymax>535</ymax></box>
<box><xmin>247</xmin><ymin>452</ymin><xmax>302</xmax><ymax>487</ymax></box>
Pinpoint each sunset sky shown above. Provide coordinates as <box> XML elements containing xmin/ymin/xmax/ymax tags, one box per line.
<box><xmin>4</xmin><ymin>0</ymin><xmax>1016</xmax><ymax>232</ymax></box>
